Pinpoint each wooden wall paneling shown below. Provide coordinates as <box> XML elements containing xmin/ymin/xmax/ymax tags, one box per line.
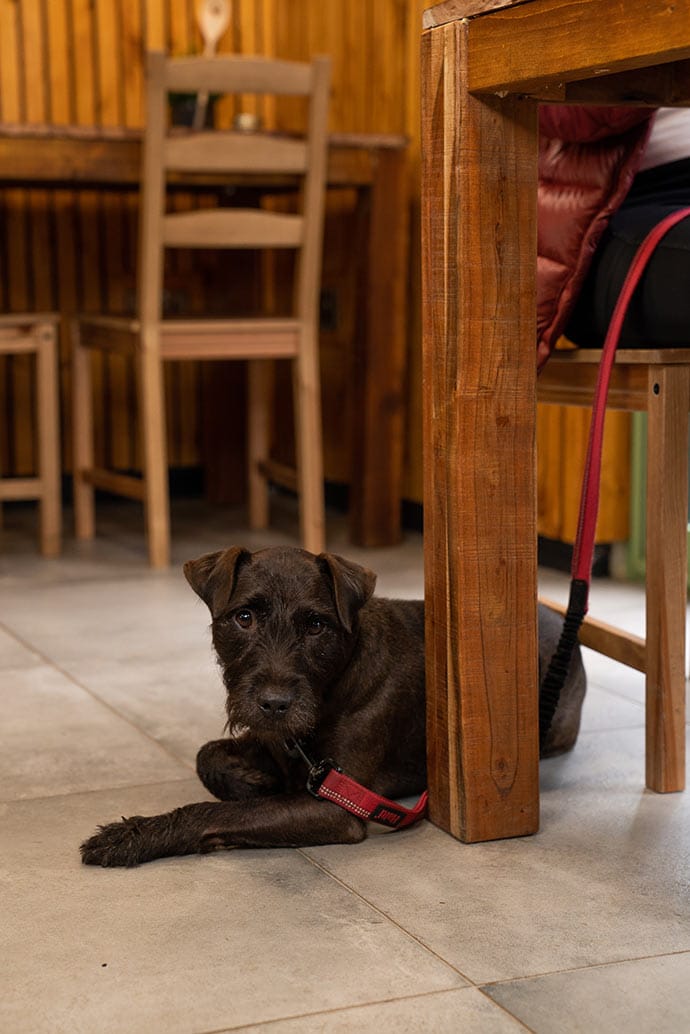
<box><xmin>536</xmin><ymin>403</ymin><xmax>564</xmax><ymax>538</ymax></box>
<box><xmin>0</xmin><ymin>190</ymin><xmax>6</xmax><ymax>480</ymax></box>
<box><xmin>101</xmin><ymin>190</ymin><xmax>132</xmax><ymax>472</ymax></box>
<box><xmin>0</xmin><ymin>0</ymin><xmax>24</xmax><ymax>123</ymax></box>
<box><xmin>45</xmin><ymin>0</ymin><xmax>72</xmax><ymax>124</ymax></box>
<box><xmin>21</xmin><ymin>0</ymin><xmax>49</xmax><ymax>123</ymax></box>
<box><xmin>74</xmin><ymin>189</ymin><xmax>106</xmax><ymax>467</ymax></box>
<box><xmin>4</xmin><ymin>188</ymin><xmax>34</xmax><ymax>475</ymax></box>
<box><xmin>71</xmin><ymin>0</ymin><xmax>97</xmax><ymax>126</ymax></box>
<box><xmin>537</xmin><ymin>403</ymin><xmax>631</xmax><ymax>543</ymax></box>
<box><xmin>164</xmin><ymin>190</ymin><xmax>200</xmax><ymax>468</ymax></box>
<box><xmin>144</xmin><ymin>0</ymin><xmax>166</xmax><ymax>52</ymax></box>
<box><xmin>0</xmin><ymin>1</ymin><xmax>26</xmax><ymax>477</ymax></box>
<box><xmin>53</xmin><ymin>188</ymin><xmax>79</xmax><ymax>470</ymax></box>
<box><xmin>95</xmin><ymin>0</ymin><xmax>124</xmax><ymax>128</ymax></box>
<box><xmin>122</xmin><ymin>1</ymin><xmax>145</xmax><ymax>128</ymax></box>
<box><xmin>401</xmin><ymin>0</ymin><xmax>426</xmax><ymax>506</ymax></box>
<box><xmin>167</xmin><ymin>0</ymin><xmax>197</xmax><ymax>55</ymax></box>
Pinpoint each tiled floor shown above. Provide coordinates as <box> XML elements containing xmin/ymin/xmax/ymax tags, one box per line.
<box><xmin>2</xmin><ymin>498</ymin><xmax>689</xmax><ymax>1034</ymax></box>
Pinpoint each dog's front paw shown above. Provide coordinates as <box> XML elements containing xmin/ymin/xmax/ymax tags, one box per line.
<box><xmin>80</xmin><ymin>815</ymin><xmax>159</xmax><ymax>867</ymax></box>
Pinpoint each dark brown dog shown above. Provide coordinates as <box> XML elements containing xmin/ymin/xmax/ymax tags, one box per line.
<box><xmin>80</xmin><ymin>546</ymin><xmax>585</xmax><ymax>867</ymax></box>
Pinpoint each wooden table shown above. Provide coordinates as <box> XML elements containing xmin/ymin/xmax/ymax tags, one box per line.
<box><xmin>421</xmin><ymin>0</ymin><xmax>690</xmax><ymax>842</ymax></box>
<box><xmin>0</xmin><ymin>125</ymin><xmax>409</xmax><ymax>548</ymax></box>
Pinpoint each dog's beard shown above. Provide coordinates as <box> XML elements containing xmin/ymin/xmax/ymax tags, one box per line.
<box><xmin>224</xmin><ymin>690</ymin><xmax>319</xmax><ymax>745</ymax></box>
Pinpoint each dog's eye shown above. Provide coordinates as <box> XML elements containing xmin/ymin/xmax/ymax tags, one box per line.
<box><xmin>306</xmin><ymin>615</ymin><xmax>326</xmax><ymax>636</ymax></box>
<box><xmin>234</xmin><ymin>609</ymin><xmax>254</xmax><ymax>630</ymax></box>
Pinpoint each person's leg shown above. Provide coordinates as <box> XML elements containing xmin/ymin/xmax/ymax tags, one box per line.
<box><xmin>566</xmin><ymin>159</ymin><xmax>690</xmax><ymax>348</ymax></box>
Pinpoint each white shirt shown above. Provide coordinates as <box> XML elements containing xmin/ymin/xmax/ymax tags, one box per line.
<box><xmin>638</xmin><ymin>108</ymin><xmax>690</xmax><ymax>171</ymax></box>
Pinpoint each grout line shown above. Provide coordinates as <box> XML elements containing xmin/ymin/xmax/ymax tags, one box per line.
<box><xmin>0</xmin><ymin>620</ymin><xmax>199</xmax><ymax>773</ymax></box>
<box><xmin>476</xmin><ymin>987</ymin><xmax>537</xmax><ymax>1033</ymax></box>
<box><xmin>478</xmin><ymin>946</ymin><xmax>690</xmax><ymax>989</ymax></box>
<box><xmin>193</xmin><ymin>987</ymin><xmax>488</xmax><ymax>1034</ymax></box>
<box><xmin>297</xmin><ymin>846</ymin><xmax>476</xmax><ymax>986</ymax></box>
<box><xmin>0</xmin><ymin>774</ymin><xmax>203</xmax><ymax>808</ymax></box>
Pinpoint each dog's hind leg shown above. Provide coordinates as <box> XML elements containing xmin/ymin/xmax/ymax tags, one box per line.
<box><xmin>196</xmin><ymin>738</ymin><xmax>282</xmax><ymax>801</ymax></box>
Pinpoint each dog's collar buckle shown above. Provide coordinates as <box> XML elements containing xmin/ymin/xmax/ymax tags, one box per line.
<box><xmin>305</xmin><ymin>758</ymin><xmax>341</xmax><ymax>798</ymax></box>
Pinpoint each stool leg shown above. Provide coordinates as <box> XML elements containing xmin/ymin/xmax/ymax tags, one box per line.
<box><xmin>36</xmin><ymin>325</ymin><xmax>61</xmax><ymax>556</ymax></box>
<box><xmin>293</xmin><ymin>325</ymin><xmax>325</xmax><ymax>554</ymax></box>
<box><xmin>645</xmin><ymin>366</ymin><xmax>688</xmax><ymax>792</ymax></box>
<box><xmin>247</xmin><ymin>359</ymin><xmax>271</xmax><ymax>530</ymax></box>
<box><xmin>72</xmin><ymin>321</ymin><xmax>95</xmax><ymax>540</ymax></box>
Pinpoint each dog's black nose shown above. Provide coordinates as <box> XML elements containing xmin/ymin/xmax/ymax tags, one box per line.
<box><xmin>258</xmin><ymin>690</ymin><xmax>292</xmax><ymax>717</ymax></box>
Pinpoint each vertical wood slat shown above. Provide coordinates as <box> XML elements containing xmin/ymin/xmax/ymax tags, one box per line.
<box><xmin>46</xmin><ymin>0</ymin><xmax>72</xmax><ymax>124</ymax></box>
<box><xmin>21</xmin><ymin>0</ymin><xmax>48</xmax><ymax>123</ymax></box>
<box><xmin>421</xmin><ymin>20</ymin><xmax>540</xmax><ymax>842</ymax></box>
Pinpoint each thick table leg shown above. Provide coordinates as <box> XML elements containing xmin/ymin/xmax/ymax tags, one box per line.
<box><xmin>645</xmin><ymin>365</ymin><xmax>688</xmax><ymax>792</ymax></box>
<box><xmin>421</xmin><ymin>21</ymin><xmax>540</xmax><ymax>841</ymax></box>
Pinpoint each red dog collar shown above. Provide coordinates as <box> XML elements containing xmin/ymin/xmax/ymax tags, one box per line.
<box><xmin>285</xmin><ymin>739</ymin><xmax>428</xmax><ymax>830</ymax></box>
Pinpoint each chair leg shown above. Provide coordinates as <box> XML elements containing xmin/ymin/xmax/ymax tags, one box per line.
<box><xmin>247</xmin><ymin>359</ymin><xmax>272</xmax><ymax>530</ymax></box>
<box><xmin>35</xmin><ymin>324</ymin><xmax>61</xmax><ymax>557</ymax></box>
<box><xmin>137</xmin><ymin>339</ymin><xmax>170</xmax><ymax>569</ymax></box>
<box><xmin>71</xmin><ymin>321</ymin><xmax>95</xmax><ymax>540</ymax></box>
<box><xmin>645</xmin><ymin>365</ymin><xmax>688</xmax><ymax>792</ymax></box>
<box><xmin>293</xmin><ymin>325</ymin><xmax>325</xmax><ymax>554</ymax></box>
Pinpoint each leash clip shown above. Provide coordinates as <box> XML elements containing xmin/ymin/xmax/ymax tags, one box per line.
<box><xmin>305</xmin><ymin>757</ymin><xmax>341</xmax><ymax>798</ymax></box>
<box><xmin>283</xmin><ymin>739</ymin><xmax>341</xmax><ymax>798</ymax></box>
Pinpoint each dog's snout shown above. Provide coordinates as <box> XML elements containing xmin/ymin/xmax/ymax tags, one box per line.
<box><xmin>258</xmin><ymin>689</ymin><xmax>293</xmax><ymax>717</ymax></box>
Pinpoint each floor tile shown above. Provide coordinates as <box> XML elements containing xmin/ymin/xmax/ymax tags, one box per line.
<box><xmin>578</xmin><ymin>683</ymin><xmax>644</xmax><ymax>733</ymax></box>
<box><xmin>228</xmin><ymin>987</ymin><xmax>528</xmax><ymax>1033</ymax></box>
<box><xmin>0</xmin><ymin>664</ymin><xmax>191</xmax><ymax>800</ymax></box>
<box><xmin>484</xmin><ymin>952</ymin><xmax>690</xmax><ymax>1034</ymax></box>
<box><xmin>305</xmin><ymin>725</ymin><xmax>690</xmax><ymax>985</ymax></box>
<box><xmin>0</xmin><ymin>625</ymin><xmax>42</xmax><ymax>670</ymax></box>
<box><xmin>1</xmin><ymin>782</ymin><xmax>465</xmax><ymax>1034</ymax></box>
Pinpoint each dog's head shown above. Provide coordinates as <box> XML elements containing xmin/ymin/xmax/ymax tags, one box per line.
<box><xmin>184</xmin><ymin>546</ymin><xmax>376</xmax><ymax>744</ymax></box>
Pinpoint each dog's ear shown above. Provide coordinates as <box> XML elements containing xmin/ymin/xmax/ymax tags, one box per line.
<box><xmin>318</xmin><ymin>553</ymin><xmax>376</xmax><ymax>633</ymax></box>
<box><xmin>183</xmin><ymin>547</ymin><xmax>251</xmax><ymax>618</ymax></box>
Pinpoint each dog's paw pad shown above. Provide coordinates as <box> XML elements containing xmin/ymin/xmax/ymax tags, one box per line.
<box><xmin>80</xmin><ymin>815</ymin><xmax>150</xmax><ymax>867</ymax></box>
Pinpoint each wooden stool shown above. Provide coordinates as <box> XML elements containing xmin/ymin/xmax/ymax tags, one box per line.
<box><xmin>0</xmin><ymin>316</ymin><xmax>61</xmax><ymax>556</ymax></box>
<box><xmin>538</xmin><ymin>348</ymin><xmax>689</xmax><ymax>793</ymax></box>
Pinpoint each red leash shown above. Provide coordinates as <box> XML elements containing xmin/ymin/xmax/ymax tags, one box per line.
<box><xmin>539</xmin><ymin>205</ymin><xmax>690</xmax><ymax>746</ymax></box>
<box><xmin>291</xmin><ymin>207</ymin><xmax>690</xmax><ymax>811</ymax></box>
<box><xmin>285</xmin><ymin>739</ymin><xmax>428</xmax><ymax>830</ymax></box>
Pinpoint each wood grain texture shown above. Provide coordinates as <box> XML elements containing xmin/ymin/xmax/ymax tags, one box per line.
<box><xmin>540</xmin><ymin>596</ymin><xmax>646</xmax><ymax>672</ymax></box>
<box><xmin>421</xmin><ymin>20</ymin><xmax>540</xmax><ymax>842</ymax></box>
<box><xmin>466</xmin><ymin>0</ymin><xmax>690</xmax><ymax>94</ymax></box>
<box><xmin>645</xmin><ymin>365</ymin><xmax>689</xmax><ymax>792</ymax></box>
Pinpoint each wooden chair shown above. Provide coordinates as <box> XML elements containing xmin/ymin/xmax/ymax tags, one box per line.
<box><xmin>538</xmin><ymin>348</ymin><xmax>689</xmax><ymax>793</ymax></box>
<box><xmin>72</xmin><ymin>52</ymin><xmax>331</xmax><ymax>567</ymax></box>
<box><xmin>0</xmin><ymin>315</ymin><xmax>61</xmax><ymax>557</ymax></box>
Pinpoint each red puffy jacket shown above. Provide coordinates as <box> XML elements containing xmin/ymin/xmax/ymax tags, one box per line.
<box><xmin>537</xmin><ymin>105</ymin><xmax>655</xmax><ymax>369</ymax></box>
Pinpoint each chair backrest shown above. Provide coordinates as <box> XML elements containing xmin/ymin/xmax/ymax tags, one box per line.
<box><xmin>138</xmin><ymin>52</ymin><xmax>331</xmax><ymax>329</ymax></box>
